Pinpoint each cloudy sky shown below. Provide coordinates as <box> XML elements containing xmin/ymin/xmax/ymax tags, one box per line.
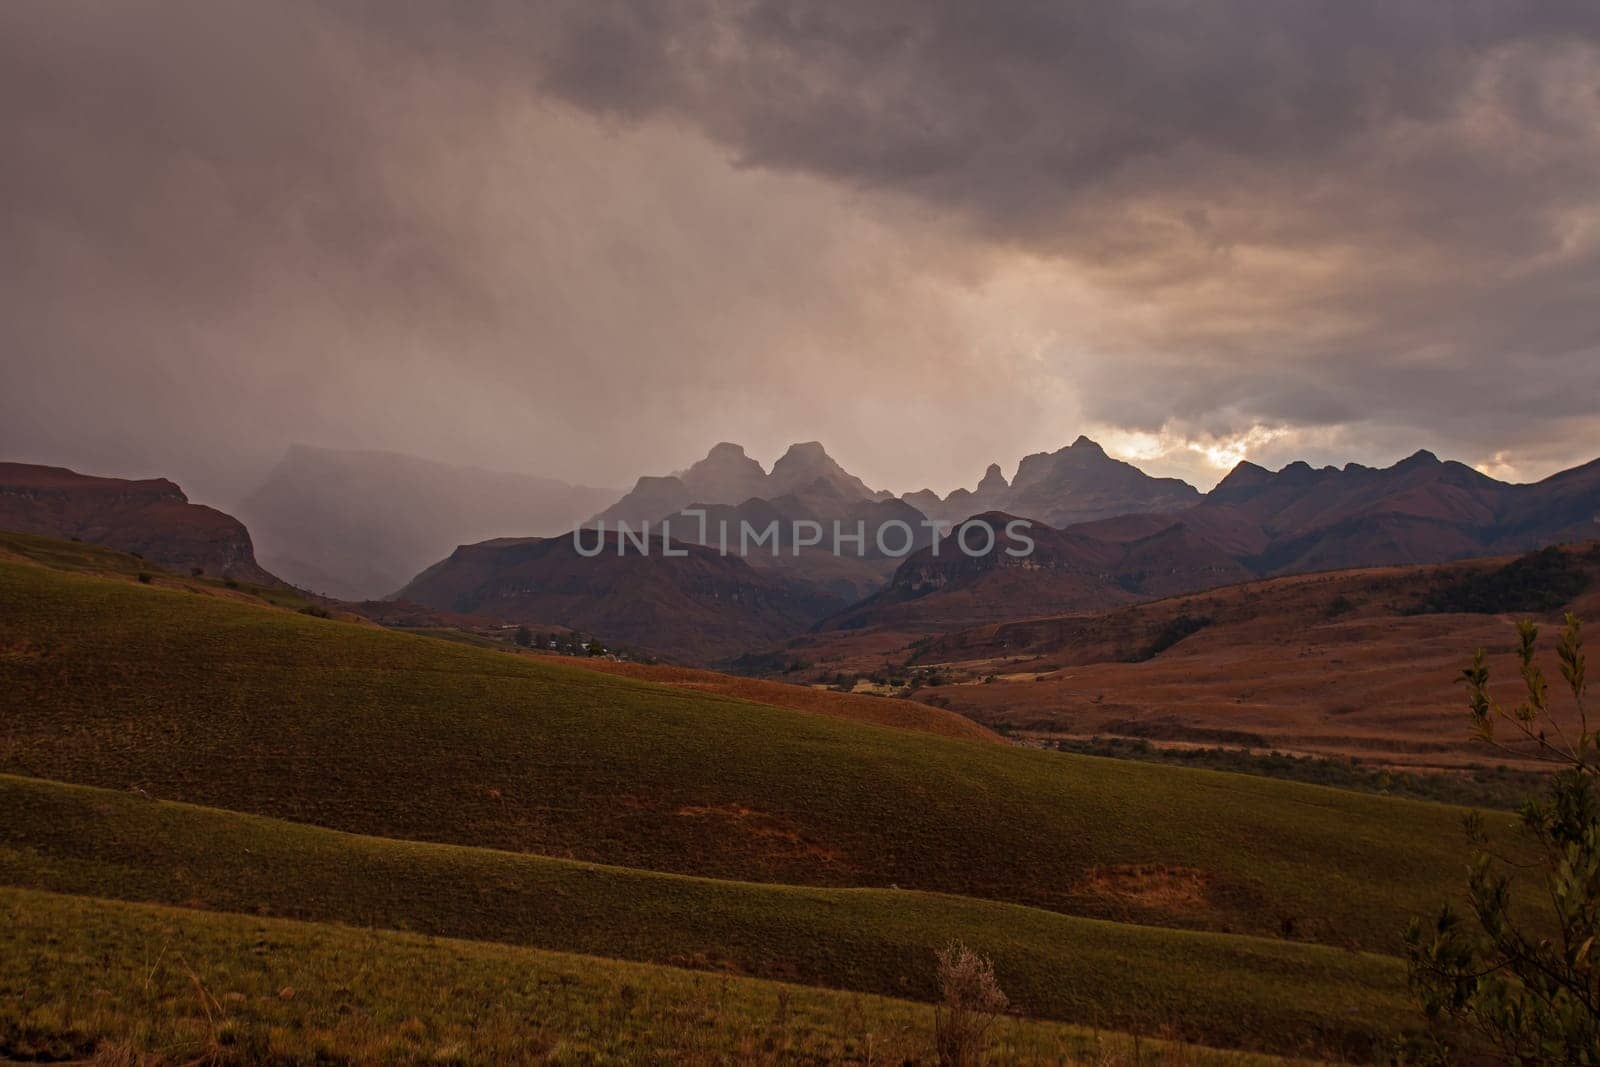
<box><xmin>3</xmin><ymin>1</ymin><xmax>1598</xmax><ymax>503</ymax></box>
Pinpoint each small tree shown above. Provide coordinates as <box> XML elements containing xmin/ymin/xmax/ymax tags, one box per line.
<box><xmin>513</xmin><ymin>625</ymin><xmax>533</xmax><ymax>648</ymax></box>
<box><xmin>1405</xmin><ymin>614</ymin><xmax>1597</xmax><ymax>1061</ymax></box>
<box><xmin>933</xmin><ymin>940</ymin><xmax>1008</xmax><ymax>1067</ymax></box>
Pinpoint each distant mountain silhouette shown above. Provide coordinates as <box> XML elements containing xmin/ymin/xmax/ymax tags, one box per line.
<box><xmin>1093</xmin><ymin>449</ymin><xmax>1600</xmax><ymax>575</ymax></box>
<box><xmin>237</xmin><ymin>445</ymin><xmax>619</xmax><ymax>600</ymax></box>
<box><xmin>0</xmin><ymin>462</ymin><xmax>278</xmax><ymax>584</ymax></box>
<box><xmin>904</xmin><ymin>436</ymin><xmax>1200</xmax><ymax>527</ymax></box>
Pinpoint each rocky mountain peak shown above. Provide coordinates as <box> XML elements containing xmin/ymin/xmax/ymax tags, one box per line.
<box><xmin>976</xmin><ymin>463</ymin><xmax>1009</xmax><ymax>493</ymax></box>
<box><xmin>680</xmin><ymin>442</ymin><xmax>768</xmax><ymax>503</ymax></box>
<box><xmin>769</xmin><ymin>442</ymin><xmax>877</xmax><ymax>500</ymax></box>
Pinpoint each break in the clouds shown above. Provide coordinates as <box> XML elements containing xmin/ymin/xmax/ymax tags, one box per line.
<box><xmin>2</xmin><ymin>1</ymin><xmax>1598</xmax><ymax>503</ymax></box>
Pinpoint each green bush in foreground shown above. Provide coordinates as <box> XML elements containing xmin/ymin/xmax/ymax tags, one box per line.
<box><xmin>1406</xmin><ymin>615</ymin><xmax>1599</xmax><ymax>1061</ymax></box>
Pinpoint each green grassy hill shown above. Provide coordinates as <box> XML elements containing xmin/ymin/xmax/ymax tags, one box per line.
<box><xmin>3</xmin><ymin>887</ymin><xmax>1307</xmax><ymax>1066</ymax></box>
<box><xmin>0</xmin><ymin>774</ymin><xmax>1414</xmax><ymax>1057</ymax></box>
<box><xmin>0</xmin><ymin>555</ymin><xmax>1502</xmax><ymax>953</ymax></box>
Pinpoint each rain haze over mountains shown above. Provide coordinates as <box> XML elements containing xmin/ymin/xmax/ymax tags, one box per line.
<box><xmin>5</xmin><ymin>1</ymin><xmax>1600</xmax><ymax>508</ymax></box>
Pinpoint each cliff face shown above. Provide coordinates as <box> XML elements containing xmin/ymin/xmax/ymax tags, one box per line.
<box><xmin>0</xmin><ymin>462</ymin><xmax>278</xmax><ymax>584</ymax></box>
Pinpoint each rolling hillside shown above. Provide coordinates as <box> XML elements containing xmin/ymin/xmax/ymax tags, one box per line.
<box><xmin>0</xmin><ymin>776</ymin><xmax>1415</xmax><ymax>1056</ymax></box>
<box><xmin>867</xmin><ymin>544</ymin><xmax>1600</xmax><ymax>770</ymax></box>
<box><xmin>4</xmin><ymin>887</ymin><xmax>1315</xmax><ymax>1065</ymax></box>
<box><xmin>0</xmin><ymin>549</ymin><xmax>1506</xmax><ymax>954</ymax></box>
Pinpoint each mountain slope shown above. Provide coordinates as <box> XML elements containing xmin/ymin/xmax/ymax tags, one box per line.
<box><xmin>236</xmin><ymin>445</ymin><xmax>619</xmax><ymax>600</ymax></box>
<box><xmin>821</xmin><ymin>513</ymin><xmax>1137</xmax><ymax>632</ymax></box>
<box><xmin>0</xmin><ymin>462</ymin><xmax>277</xmax><ymax>584</ymax></box>
<box><xmin>397</xmin><ymin>531</ymin><xmax>845</xmax><ymax>662</ymax></box>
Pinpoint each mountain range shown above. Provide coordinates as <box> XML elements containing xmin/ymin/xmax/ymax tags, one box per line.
<box><xmin>820</xmin><ymin>448</ymin><xmax>1600</xmax><ymax>636</ymax></box>
<box><xmin>5</xmin><ymin>440</ymin><xmax>1598</xmax><ymax>665</ymax></box>
<box><xmin>599</xmin><ymin>437</ymin><xmax>1196</xmax><ymax>534</ymax></box>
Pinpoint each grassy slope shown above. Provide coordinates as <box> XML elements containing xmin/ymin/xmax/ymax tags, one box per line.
<box><xmin>0</xmin><ymin>776</ymin><xmax>1413</xmax><ymax>1057</ymax></box>
<box><xmin>3</xmin><ymin>887</ymin><xmax>1307</xmax><ymax>1066</ymax></box>
<box><xmin>556</xmin><ymin>655</ymin><xmax>1002</xmax><ymax>744</ymax></box>
<box><xmin>0</xmin><ymin>556</ymin><xmax>1506</xmax><ymax>951</ymax></box>
<box><xmin>0</xmin><ymin>527</ymin><xmax>318</xmax><ymax>610</ymax></box>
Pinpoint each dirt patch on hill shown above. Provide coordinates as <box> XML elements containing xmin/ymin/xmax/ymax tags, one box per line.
<box><xmin>1078</xmin><ymin>864</ymin><xmax>1210</xmax><ymax>912</ymax></box>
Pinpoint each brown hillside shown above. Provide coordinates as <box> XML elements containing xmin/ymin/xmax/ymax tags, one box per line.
<box><xmin>780</xmin><ymin>544</ymin><xmax>1600</xmax><ymax>771</ymax></box>
<box><xmin>919</xmin><ymin>545</ymin><xmax>1600</xmax><ymax>769</ymax></box>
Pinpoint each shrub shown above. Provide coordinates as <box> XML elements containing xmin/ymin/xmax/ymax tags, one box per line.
<box><xmin>136</xmin><ymin>572</ymin><xmax>152</xmax><ymax>584</ymax></box>
<box><xmin>1127</xmin><ymin>614</ymin><xmax>1212</xmax><ymax>662</ymax></box>
<box><xmin>298</xmin><ymin>605</ymin><xmax>331</xmax><ymax>619</ymax></box>
<box><xmin>1325</xmin><ymin>594</ymin><xmax>1356</xmax><ymax>618</ymax></box>
<box><xmin>932</xmin><ymin>941</ymin><xmax>1008</xmax><ymax>1067</ymax></box>
<box><xmin>1414</xmin><ymin>546</ymin><xmax>1592</xmax><ymax>616</ymax></box>
<box><xmin>1405</xmin><ymin>615</ymin><xmax>1597</xmax><ymax>1061</ymax></box>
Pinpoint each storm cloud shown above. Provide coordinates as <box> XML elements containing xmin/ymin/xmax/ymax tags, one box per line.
<box><xmin>3</xmin><ymin>1</ymin><xmax>1598</xmax><ymax>502</ymax></box>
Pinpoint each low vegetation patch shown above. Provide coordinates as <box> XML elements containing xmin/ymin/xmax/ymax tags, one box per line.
<box><xmin>1125</xmin><ymin>613</ymin><xmax>1213</xmax><ymax>662</ymax></box>
<box><xmin>1411</xmin><ymin>546</ymin><xmax>1594</xmax><ymax>616</ymax></box>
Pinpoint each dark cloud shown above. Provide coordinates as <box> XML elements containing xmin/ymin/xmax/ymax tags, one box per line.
<box><xmin>2</xmin><ymin>1</ymin><xmax>1598</xmax><ymax>501</ymax></box>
